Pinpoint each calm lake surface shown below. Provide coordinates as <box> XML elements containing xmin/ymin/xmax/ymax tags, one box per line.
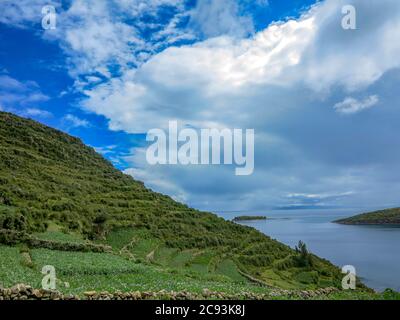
<box><xmin>217</xmin><ymin>209</ymin><xmax>400</xmax><ymax>291</ymax></box>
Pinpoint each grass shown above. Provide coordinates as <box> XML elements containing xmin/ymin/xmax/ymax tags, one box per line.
<box><xmin>34</xmin><ymin>231</ymin><xmax>86</xmax><ymax>244</ymax></box>
<box><xmin>0</xmin><ymin>244</ymin><xmax>271</xmax><ymax>296</ymax></box>
<box><xmin>215</xmin><ymin>259</ymin><xmax>246</xmax><ymax>282</ymax></box>
<box><xmin>0</xmin><ymin>245</ymin><xmax>42</xmax><ymax>288</ymax></box>
<box><xmin>30</xmin><ymin>249</ymin><xmax>138</xmax><ymax>276</ymax></box>
<box><xmin>1</xmin><ymin>243</ymin><xmax>399</xmax><ymax>300</ymax></box>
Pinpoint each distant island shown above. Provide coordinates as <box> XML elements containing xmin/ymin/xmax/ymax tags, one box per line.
<box><xmin>334</xmin><ymin>208</ymin><xmax>400</xmax><ymax>225</ymax></box>
<box><xmin>233</xmin><ymin>215</ymin><xmax>267</xmax><ymax>221</ymax></box>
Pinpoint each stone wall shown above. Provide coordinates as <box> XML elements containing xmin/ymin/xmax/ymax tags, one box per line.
<box><xmin>0</xmin><ymin>283</ymin><xmax>339</xmax><ymax>300</ymax></box>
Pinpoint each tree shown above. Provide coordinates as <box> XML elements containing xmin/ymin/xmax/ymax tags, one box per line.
<box><xmin>295</xmin><ymin>240</ymin><xmax>313</xmax><ymax>267</ymax></box>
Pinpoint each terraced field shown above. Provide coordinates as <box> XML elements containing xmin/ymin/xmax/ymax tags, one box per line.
<box><xmin>1</xmin><ymin>231</ymin><xmax>399</xmax><ymax>300</ymax></box>
<box><xmin>0</xmin><ymin>230</ymin><xmax>271</xmax><ymax>296</ymax></box>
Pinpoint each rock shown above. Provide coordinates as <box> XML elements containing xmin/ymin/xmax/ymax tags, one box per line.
<box><xmin>202</xmin><ymin>288</ymin><xmax>211</xmax><ymax>297</ymax></box>
<box><xmin>3</xmin><ymin>288</ymin><xmax>11</xmax><ymax>297</ymax></box>
<box><xmin>50</xmin><ymin>292</ymin><xmax>60</xmax><ymax>300</ymax></box>
<box><xmin>83</xmin><ymin>291</ymin><xmax>97</xmax><ymax>297</ymax></box>
<box><xmin>32</xmin><ymin>289</ymin><xmax>43</xmax><ymax>299</ymax></box>
<box><xmin>11</xmin><ymin>284</ymin><xmax>24</xmax><ymax>294</ymax></box>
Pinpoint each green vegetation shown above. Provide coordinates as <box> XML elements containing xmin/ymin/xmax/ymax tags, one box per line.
<box><xmin>1</xmin><ymin>242</ymin><xmax>398</xmax><ymax>300</ymax></box>
<box><xmin>335</xmin><ymin>208</ymin><xmax>400</xmax><ymax>225</ymax></box>
<box><xmin>233</xmin><ymin>216</ymin><xmax>267</xmax><ymax>221</ymax></box>
<box><xmin>0</xmin><ymin>111</ymin><xmax>393</xmax><ymax>299</ymax></box>
<box><xmin>0</xmin><ymin>244</ymin><xmax>270</xmax><ymax>296</ymax></box>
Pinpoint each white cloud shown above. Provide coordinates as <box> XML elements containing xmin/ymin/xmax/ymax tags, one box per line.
<box><xmin>286</xmin><ymin>191</ymin><xmax>354</xmax><ymax>200</ymax></box>
<box><xmin>92</xmin><ymin>144</ymin><xmax>117</xmax><ymax>155</ymax></box>
<box><xmin>80</xmin><ymin>0</ymin><xmax>400</xmax><ymax>134</ymax></box>
<box><xmin>81</xmin><ymin>15</ymin><xmax>317</xmax><ymax>133</ymax></box>
<box><xmin>0</xmin><ymin>75</ymin><xmax>37</xmax><ymax>91</ymax></box>
<box><xmin>0</xmin><ymin>0</ymin><xmax>192</xmax><ymax>78</ymax></box>
<box><xmin>0</xmin><ymin>75</ymin><xmax>49</xmax><ymax>108</ymax></box>
<box><xmin>57</xmin><ymin>0</ymin><xmax>144</xmax><ymax>77</ymax></box>
<box><xmin>0</xmin><ymin>0</ymin><xmax>60</xmax><ymax>27</ymax></box>
<box><xmin>54</xmin><ymin>0</ymin><xmax>197</xmax><ymax>78</ymax></box>
<box><xmin>24</xmin><ymin>108</ymin><xmax>52</xmax><ymax>118</ymax></box>
<box><xmin>189</xmin><ymin>0</ymin><xmax>254</xmax><ymax>38</ymax></box>
<box><xmin>334</xmin><ymin>95</ymin><xmax>379</xmax><ymax>115</ymax></box>
<box><xmin>63</xmin><ymin>114</ymin><xmax>90</xmax><ymax>128</ymax></box>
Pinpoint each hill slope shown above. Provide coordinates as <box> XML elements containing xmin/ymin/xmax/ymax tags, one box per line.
<box><xmin>0</xmin><ymin>111</ymin><xmax>347</xmax><ymax>291</ymax></box>
<box><xmin>335</xmin><ymin>208</ymin><xmax>400</xmax><ymax>225</ymax></box>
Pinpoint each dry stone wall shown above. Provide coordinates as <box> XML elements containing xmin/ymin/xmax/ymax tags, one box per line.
<box><xmin>0</xmin><ymin>283</ymin><xmax>339</xmax><ymax>300</ymax></box>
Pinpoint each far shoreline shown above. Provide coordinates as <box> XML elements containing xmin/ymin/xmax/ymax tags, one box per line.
<box><xmin>333</xmin><ymin>207</ymin><xmax>400</xmax><ymax>226</ymax></box>
<box><xmin>232</xmin><ymin>215</ymin><xmax>267</xmax><ymax>222</ymax></box>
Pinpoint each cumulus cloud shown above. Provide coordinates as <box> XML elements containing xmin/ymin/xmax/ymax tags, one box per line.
<box><xmin>81</xmin><ymin>15</ymin><xmax>317</xmax><ymax>132</ymax></box>
<box><xmin>107</xmin><ymin>0</ymin><xmax>400</xmax><ymax>210</ymax></box>
<box><xmin>334</xmin><ymin>95</ymin><xmax>379</xmax><ymax>114</ymax></box>
<box><xmin>79</xmin><ymin>0</ymin><xmax>400</xmax><ymax>133</ymax></box>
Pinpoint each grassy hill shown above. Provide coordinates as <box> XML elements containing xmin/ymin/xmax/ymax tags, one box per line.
<box><xmin>335</xmin><ymin>208</ymin><xmax>400</xmax><ymax>225</ymax></box>
<box><xmin>0</xmin><ymin>111</ymin><xmax>385</xmax><ymax>298</ymax></box>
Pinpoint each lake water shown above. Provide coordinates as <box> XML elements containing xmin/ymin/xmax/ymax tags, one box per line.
<box><xmin>217</xmin><ymin>209</ymin><xmax>400</xmax><ymax>291</ymax></box>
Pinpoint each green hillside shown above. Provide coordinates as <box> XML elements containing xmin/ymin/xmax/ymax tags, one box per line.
<box><xmin>0</xmin><ymin>111</ymin><xmax>373</xmax><ymax>297</ymax></box>
<box><xmin>335</xmin><ymin>208</ymin><xmax>400</xmax><ymax>225</ymax></box>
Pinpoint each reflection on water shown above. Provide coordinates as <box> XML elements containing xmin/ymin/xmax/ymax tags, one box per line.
<box><xmin>217</xmin><ymin>208</ymin><xmax>400</xmax><ymax>291</ymax></box>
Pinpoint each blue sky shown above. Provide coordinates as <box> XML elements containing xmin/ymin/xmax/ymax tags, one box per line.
<box><xmin>1</xmin><ymin>0</ymin><xmax>400</xmax><ymax>212</ymax></box>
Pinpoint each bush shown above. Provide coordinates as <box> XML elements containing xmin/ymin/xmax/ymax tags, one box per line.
<box><xmin>0</xmin><ymin>229</ymin><xmax>29</xmax><ymax>245</ymax></box>
<box><xmin>295</xmin><ymin>271</ymin><xmax>319</xmax><ymax>284</ymax></box>
<box><xmin>382</xmin><ymin>288</ymin><xmax>400</xmax><ymax>300</ymax></box>
<box><xmin>0</xmin><ymin>228</ymin><xmax>111</xmax><ymax>253</ymax></box>
<box><xmin>0</xmin><ymin>207</ymin><xmax>28</xmax><ymax>231</ymax></box>
<box><xmin>273</xmin><ymin>255</ymin><xmax>297</xmax><ymax>270</ymax></box>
